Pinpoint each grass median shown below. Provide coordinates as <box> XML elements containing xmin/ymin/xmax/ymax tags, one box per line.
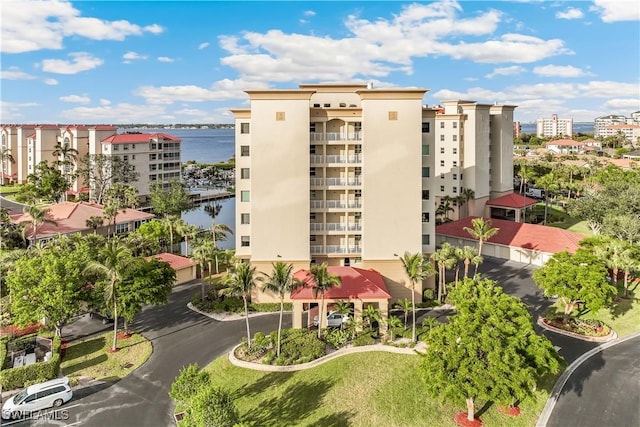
<box><xmin>60</xmin><ymin>332</ymin><xmax>152</xmax><ymax>383</ymax></box>
<box><xmin>204</xmin><ymin>351</ymin><xmax>558</xmax><ymax>427</ymax></box>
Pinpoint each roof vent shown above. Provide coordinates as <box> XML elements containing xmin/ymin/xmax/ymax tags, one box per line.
<box><xmin>339</xmin><ymin>103</ymin><xmax>346</xmax><ymax>107</ymax></box>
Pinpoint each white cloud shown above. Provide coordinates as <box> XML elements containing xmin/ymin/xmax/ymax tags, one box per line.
<box><xmin>590</xmin><ymin>0</ymin><xmax>640</xmax><ymax>23</ymax></box>
<box><xmin>304</xmin><ymin>10</ymin><xmax>316</xmax><ymax>17</ymax></box>
<box><xmin>123</xmin><ymin>51</ymin><xmax>147</xmax><ymax>61</ymax></box>
<box><xmin>43</xmin><ymin>78</ymin><xmax>58</xmax><ymax>85</ymax></box>
<box><xmin>533</xmin><ymin>64</ymin><xmax>587</xmax><ymax>78</ymax></box>
<box><xmin>1</xmin><ymin>68</ymin><xmax>36</xmax><ymax>80</ymax></box>
<box><xmin>198</xmin><ymin>42</ymin><xmax>210</xmax><ymax>50</ymax></box>
<box><xmin>99</xmin><ymin>99</ymin><xmax>111</xmax><ymax>106</ymax></box>
<box><xmin>41</xmin><ymin>52</ymin><xmax>104</xmax><ymax>74</ymax></box>
<box><xmin>219</xmin><ymin>1</ymin><xmax>572</xmax><ymax>84</ymax></box>
<box><xmin>0</xmin><ymin>0</ymin><xmax>164</xmax><ymax>53</ymax></box>
<box><xmin>60</xmin><ymin>103</ymin><xmax>168</xmax><ymax>123</ymax></box>
<box><xmin>485</xmin><ymin>66</ymin><xmax>525</xmax><ymax>78</ymax></box>
<box><xmin>604</xmin><ymin>98</ymin><xmax>640</xmax><ymax>110</ymax></box>
<box><xmin>157</xmin><ymin>56</ymin><xmax>175</xmax><ymax>63</ymax></box>
<box><xmin>556</xmin><ymin>8</ymin><xmax>584</xmax><ymax>20</ymax></box>
<box><xmin>0</xmin><ymin>101</ymin><xmax>40</xmax><ymax>121</ymax></box>
<box><xmin>134</xmin><ymin>79</ymin><xmax>269</xmax><ymax>105</ymax></box>
<box><xmin>60</xmin><ymin>94</ymin><xmax>90</xmax><ymax>103</ymax></box>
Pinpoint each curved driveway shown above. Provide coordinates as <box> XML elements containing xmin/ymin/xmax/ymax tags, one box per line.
<box><xmin>543</xmin><ymin>334</ymin><xmax>640</xmax><ymax>427</ymax></box>
<box><xmin>27</xmin><ymin>282</ymin><xmax>284</xmax><ymax>427</ymax></box>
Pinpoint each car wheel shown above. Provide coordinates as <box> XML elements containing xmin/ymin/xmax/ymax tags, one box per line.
<box><xmin>53</xmin><ymin>399</ymin><xmax>64</xmax><ymax>407</ymax></box>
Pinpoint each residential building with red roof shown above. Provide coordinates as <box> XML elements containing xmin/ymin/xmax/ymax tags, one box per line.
<box><xmin>147</xmin><ymin>252</ymin><xmax>196</xmax><ymax>285</ymax></box>
<box><xmin>9</xmin><ymin>201</ymin><xmax>154</xmax><ymax>243</ymax></box>
<box><xmin>287</xmin><ymin>266</ymin><xmax>391</xmax><ymax>329</ymax></box>
<box><xmin>436</xmin><ymin>216</ymin><xmax>586</xmax><ymax>266</ymax></box>
<box><xmin>485</xmin><ymin>193</ymin><xmax>538</xmax><ymax>222</ymax></box>
<box><xmin>0</xmin><ymin>125</ymin><xmax>181</xmax><ymax>200</ymax></box>
<box><xmin>544</xmin><ymin>139</ymin><xmax>602</xmax><ymax>154</ymax></box>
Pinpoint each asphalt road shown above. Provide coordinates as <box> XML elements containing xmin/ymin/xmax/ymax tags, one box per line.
<box><xmin>5</xmin><ymin>282</ymin><xmax>283</xmax><ymax>427</ymax></box>
<box><xmin>546</xmin><ymin>335</ymin><xmax>640</xmax><ymax>427</ymax></box>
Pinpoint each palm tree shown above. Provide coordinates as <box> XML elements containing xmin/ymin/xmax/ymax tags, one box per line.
<box><xmin>85</xmin><ymin>215</ymin><xmax>104</xmax><ymax>234</ymax></box>
<box><xmin>19</xmin><ymin>204</ymin><xmax>58</xmax><ymax>245</ymax></box>
<box><xmin>211</xmin><ymin>221</ymin><xmax>233</xmax><ymax>273</ymax></box>
<box><xmin>53</xmin><ymin>142</ymin><xmax>79</xmax><ymax>200</ymax></box>
<box><xmin>362</xmin><ymin>304</ymin><xmax>381</xmax><ymax>333</ymax></box>
<box><xmin>619</xmin><ymin>245</ymin><xmax>640</xmax><ymax>298</ymax></box>
<box><xmin>191</xmin><ymin>242</ymin><xmax>211</xmax><ymax>300</ymax></box>
<box><xmin>161</xmin><ymin>215</ymin><xmax>181</xmax><ymax>253</ymax></box>
<box><xmin>331</xmin><ymin>300</ymin><xmax>353</xmax><ymax>330</ymax></box>
<box><xmin>261</xmin><ymin>262</ymin><xmax>302</xmax><ymax>356</ymax></box>
<box><xmin>458</xmin><ymin>246</ymin><xmax>481</xmax><ymax>279</ymax></box>
<box><xmin>0</xmin><ymin>148</ymin><xmax>15</xmax><ymax>186</ymax></box>
<box><xmin>221</xmin><ymin>262</ymin><xmax>261</xmax><ymax>348</ymax></box>
<box><xmin>83</xmin><ymin>239</ymin><xmax>132</xmax><ymax>352</ymax></box>
<box><xmin>459</xmin><ymin>188</ymin><xmax>475</xmax><ymax>218</ymax></box>
<box><xmin>399</xmin><ymin>252</ymin><xmax>434</xmax><ymax>342</ymax></box>
<box><xmin>176</xmin><ymin>221</ymin><xmax>199</xmax><ymax>255</ymax></box>
<box><xmin>308</xmin><ymin>262</ymin><xmax>342</xmax><ymax>339</ymax></box>
<box><xmin>386</xmin><ymin>316</ymin><xmax>403</xmax><ymax>341</ymax></box>
<box><xmin>436</xmin><ymin>196</ymin><xmax>455</xmax><ymax>222</ymax></box>
<box><xmin>463</xmin><ymin>217</ymin><xmax>499</xmax><ymax>257</ymax></box>
<box><xmin>594</xmin><ymin>238</ymin><xmax>627</xmax><ymax>289</ymax></box>
<box><xmin>396</xmin><ymin>298</ymin><xmax>413</xmax><ymax>328</ymax></box>
<box><xmin>536</xmin><ymin>172</ymin><xmax>561</xmax><ymax>224</ymax></box>
<box><xmin>430</xmin><ymin>243</ymin><xmax>457</xmax><ymax>302</ymax></box>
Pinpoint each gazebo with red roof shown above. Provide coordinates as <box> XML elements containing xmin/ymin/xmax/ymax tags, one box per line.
<box><xmin>288</xmin><ymin>266</ymin><xmax>391</xmax><ymax>329</ymax></box>
<box><xmin>485</xmin><ymin>193</ymin><xmax>538</xmax><ymax>223</ymax></box>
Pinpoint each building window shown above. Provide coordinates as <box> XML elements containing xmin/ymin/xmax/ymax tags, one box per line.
<box><xmin>422</xmin><ymin>167</ymin><xmax>430</xmax><ymax>178</ymax></box>
<box><xmin>453</xmin><ymin>148</ymin><xmax>457</xmax><ymax>154</ymax></box>
<box><xmin>132</xmin><ymin>155</ymin><xmax>136</xmax><ymax>160</ymax></box>
<box><xmin>422</xmin><ymin>190</ymin><xmax>430</xmax><ymax>200</ymax></box>
<box><xmin>422</xmin><ymin>145</ymin><xmax>430</xmax><ymax>155</ymax></box>
<box><xmin>453</xmin><ymin>161</ymin><xmax>458</xmax><ymax>167</ymax></box>
<box><xmin>115</xmin><ymin>223</ymin><xmax>130</xmax><ymax>234</ymax></box>
<box><xmin>240</xmin><ymin>123</ymin><xmax>250</xmax><ymax>134</ymax></box>
<box><xmin>440</xmin><ymin>173</ymin><xmax>444</xmax><ymax>179</ymax></box>
<box><xmin>241</xmin><ymin>191</ymin><xmax>250</xmax><ymax>202</ymax></box>
<box><xmin>309</xmin><ymin>167</ymin><xmax>316</xmax><ymax>176</ymax></box>
<box><xmin>241</xmin><ymin>213</ymin><xmax>250</xmax><ymax>224</ymax></box>
<box><xmin>388</xmin><ymin>111</ymin><xmax>398</xmax><ymax>120</ymax></box>
<box><xmin>241</xmin><ymin>145</ymin><xmax>249</xmax><ymax>156</ymax></box>
<box><xmin>422</xmin><ymin>122</ymin><xmax>430</xmax><ymax>133</ymax></box>
<box><xmin>440</xmin><ymin>147</ymin><xmax>445</xmax><ymax>154</ymax></box>
<box><xmin>310</xmin><ymin>212</ymin><xmax>316</xmax><ymax>220</ymax></box>
<box><xmin>453</xmin><ymin>135</ymin><xmax>458</xmax><ymax>142</ymax></box>
<box><xmin>440</xmin><ymin>135</ymin><xmax>445</xmax><ymax>141</ymax></box>
<box><xmin>440</xmin><ymin>185</ymin><xmax>445</xmax><ymax>192</ymax></box>
<box><xmin>150</xmin><ymin>174</ymin><xmax>157</xmax><ymax>181</ymax></box>
<box><xmin>440</xmin><ymin>122</ymin><xmax>445</xmax><ymax>129</ymax></box>
<box><xmin>453</xmin><ymin>122</ymin><xmax>458</xmax><ymax>129</ymax></box>
<box><xmin>276</xmin><ymin>112</ymin><xmax>285</xmax><ymax>121</ymax></box>
<box><xmin>241</xmin><ymin>168</ymin><xmax>250</xmax><ymax>179</ymax></box>
<box><xmin>422</xmin><ymin>234</ymin><xmax>430</xmax><ymax>245</ymax></box>
<box><xmin>310</xmin><ymin>235</ymin><xmax>316</xmax><ymax>242</ymax></box>
<box><xmin>123</xmin><ymin>144</ymin><xmax>129</xmax><ymax>150</ymax></box>
<box><xmin>422</xmin><ymin>212</ymin><xmax>430</xmax><ymax>223</ymax></box>
<box><xmin>113</xmin><ymin>145</ymin><xmax>119</xmax><ymax>151</ymax></box>
<box><xmin>440</xmin><ymin>160</ymin><xmax>445</xmax><ymax>167</ymax></box>
<box><xmin>241</xmin><ymin>236</ymin><xmax>250</xmax><ymax>247</ymax></box>
<box><xmin>310</xmin><ymin>145</ymin><xmax>316</xmax><ymax>154</ymax></box>
<box><xmin>123</xmin><ymin>155</ymin><xmax>128</xmax><ymax>161</ymax></box>
<box><xmin>310</xmin><ymin>123</ymin><xmax>317</xmax><ymax>132</ymax></box>
<box><xmin>460</xmin><ymin>173</ymin><xmax>463</xmax><ymax>180</ymax></box>
<box><xmin>149</xmin><ymin>154</ymin><xmax>156</xmax><ymax>161</ymax></box>
<box><xmin>453</xmin><ymin>187</ymin><xmax>458</xmax><ymax>193</ymax></box>
<box><xmin>453</xmin><ymin>174</ymin><xmax>457</xmax><ymax>180</ymax></box>
<box><xmin>324</xmin><ymin>103</ymin><xmax>331</xmax><ymax>107</ymax></box>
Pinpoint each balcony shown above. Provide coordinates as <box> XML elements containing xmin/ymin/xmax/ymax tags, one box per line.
<box><xmin>326</xmin><ymin>245</ymin><xmax>362</xmax><ymax>254</ymax></box>
<box><xmin>347</xmin><ymin>200</ymin><xmax>362</xmax><ymax>208</ymax></box>
<box><xmin>310</xmin><ymin>245</ymin><xmax>325</xmax><ymax>254</ymax></box>
<box><xmin>310</xmin><ymin>200</ymin><xmax>324</xmax><ymax>209</ymax></box>
<box><xmin>310</xmin><ymin>177</ymin><xmax>325</xmax><ymax>186</ymax></box>
<box><xmin>326</xmin><ymin>177</ymin><xmax>346</xmax><ymax>186</ymax></box>
<box><xmin>325</xmin><ymin>223</ymin><xmax>346</xmax><ymax>232</ymax></box>
<box><xmin>310</xmin><ymin>155</ymin><xmax>324</xmax><ymax>164</ymax></box>
<box><xmin>310</xmin><ymin>223</ymin><xmax>324</xmax><ymax>231</ymax></box>
<box><xmin>326</xmin><ymin>200</ymin><xmax>346</xmax><ymax>209</ymax></box>
<box><xmin>310</xmin><ymin>132</ymin><xmax>362</xmax><ymax>142</ymax></box>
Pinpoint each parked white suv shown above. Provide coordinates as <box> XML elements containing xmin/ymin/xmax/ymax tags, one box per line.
<box><xmin>2</xmin><ymin>376</ymin><xmax>73</xmax><ymax>420</ymax></box>
<box><xmin>313</xmin><ymin>311</ymin><xmax>350</xmax><ymax>328</ymax></box>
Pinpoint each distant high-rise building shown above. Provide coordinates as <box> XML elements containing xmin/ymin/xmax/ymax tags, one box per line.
<box><xmin>513</xmin><ymin>121</ymin><xmax>522</xmax><ymax>139</ymax></box>
<box><xmin>230</xmin><ymin>83</ymin><xmax>516</xmax><ymax>304</ymax></box>
<box><xmin>536</xmin><ymin>114</ymin><xmax>573</xmax><ymax>138</ymax></box>
<box><xmin>594</xmin><ymin>112</ymin><xmax>640</xmax><ymax>139</ymax></box>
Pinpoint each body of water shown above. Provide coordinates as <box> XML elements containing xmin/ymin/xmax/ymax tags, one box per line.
<box><xmin>182</xmin><ymin>197</ymin><xmax>236</xmax><ymax>250</ymax></box>
<box><xmin>520</xmin><ymin>122</ymin><xmax>594</xmax><ymax>134</ymax></box>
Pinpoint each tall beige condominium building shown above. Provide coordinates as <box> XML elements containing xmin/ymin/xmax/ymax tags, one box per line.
<box><xmin>231</xmin><ymin>84</ymin><xmax>515</xmax><ymax>303</ymax></box>
<box><xmin>536</xmin><ymin>114</ymin><xmax>573</xmax><ymax>138</ymax></box>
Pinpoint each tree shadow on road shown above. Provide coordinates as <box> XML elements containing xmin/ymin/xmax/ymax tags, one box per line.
<box><xmin>558</xmin><ymin>350</ymin><xmax>606</xmax><ymax>398</ymax></box>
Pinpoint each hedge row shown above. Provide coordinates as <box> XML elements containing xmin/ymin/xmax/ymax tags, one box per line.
<box><xmin>0</xmin><ymin>337</ymin><xmax>7</xmax><ymax>370</ymax></box>
<box><xmin>0</xmin><ymin>336</ymin><xmax>62</xmax><ymax>391</ymax></box>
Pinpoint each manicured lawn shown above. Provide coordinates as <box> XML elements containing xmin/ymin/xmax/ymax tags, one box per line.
<box><xmin>205</xmin><ymin>352</ymin><xmax>559</xmax><ymax>426</ymax></box>
<box><xmin>0</xmin><ymin>184</ymin><xmax>21</xmax><ymax>194</ymax></box>
<box><xmin>60</xmin><ymin>332</ymin><xmax>152</xmax><ymax>382</ymax></box>
<box><xmin>532</xmin><ymin>203</ymin><xmax>592</xmax><ymax>236</ymax></box>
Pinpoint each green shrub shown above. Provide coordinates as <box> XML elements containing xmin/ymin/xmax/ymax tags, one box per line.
<box><xmin>423</xmin><ymin>288</ymin><xmax>435</xmax><ymax>301</ymax></box>
<box><xmin>249</xmin><ymin>302</ymin><xmax>293</xmax><ymax>312</ymax></box>
<box><xmin>0</xmin><ymin>336</ymin><xmax>61</xmax><ymax>390</ymax></box>
<box><xmin>324</xmin><ymin>329</ymin><xmax>349</xmax><ymax>349</ymax></box>
<box><xmin>245</xmin><ymin>332</ymin><xmax>272</xmax><ymax>358</ymax></box>
<box><xmin>212</xmin><ymin>297</ymin><xmax>244</xmax><ymax>313</ymax></box>
<box><xmin>0</xmin><ymin>337</ymin><xmax>7</xmax><ymax>370</ymax></box>
<box><xmin>169</xmin><ymin>363</ymin><xmax>210</xmax><ymax>406</ymax></box>
<box><xmin>183</xmin><ymin>385</ymin><xmax>239</xmax><ymax>427</ymax></box>
<box><xmin>353</xmin><ymin>334</ymin><xmax>375</xmax><ymax>347</ymax></box>
<box><xmin>272</xmin><ymin>329</ymin><xmax>325</xmax><ymax>365</ymax></box>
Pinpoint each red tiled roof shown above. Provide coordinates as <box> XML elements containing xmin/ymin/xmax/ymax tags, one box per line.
<box><xmin>101</xmin><ymin>133</ymin><xmax>180</xmax><ymax>144</ymax></box>
<box><xmin>606</xmin><ymin>124</ymin><xmax>640</xmax><ymax>129</ymax></box>
<box><xmin>486</xmin><ymin>193</ymin><xmax>538</xmax><ymax>209</ymax></box>
<box><xmin>436</xmin><ymin>216</ymin><xmax>586</xmax><ymax>254</ymax></box>
<box><xmin>545</xmin><ymin>139</ymin><xmax>584</xmax><ymax>147</ymax></box>
<box><xmin>147</xmin><ymin>252</ymin><xmax>196</xmax><ymax>270</ymax></box>
<box><xmin>290</xmin><ymin>266</ymin><xmax>391</xmax><ymax>300</ymax></box>
<box><xmin>9</xmin><ymin>201</ymin><xmax>154</xmax><ymax>238</ymax></box>
<box><xmin>27</xmin><ymin>133</ymin><xmax>36</xmax><ymax>139</ymax></box>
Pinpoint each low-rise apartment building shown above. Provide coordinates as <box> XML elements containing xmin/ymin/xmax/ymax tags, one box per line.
<box><xmin>594</xmin><ymin>112</ymin><xmax>640</xmax><ymax>138</ymax></box>
<box><xmin>231</xmin><ymin>83</ymin><xmax>515</xmax><ymax>304</ymax></box>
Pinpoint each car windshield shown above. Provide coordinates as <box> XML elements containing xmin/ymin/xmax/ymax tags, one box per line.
<box><xmin>13</xmin><ymin>390</ymin><xmax>28</xmax><ymax>404</ymax></box>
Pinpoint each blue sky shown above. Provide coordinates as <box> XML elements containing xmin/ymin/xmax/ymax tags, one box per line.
<box><xmin>2</xmin><ymin>0</ymin><xmax>639</xmax><ymax>124</ymax></box>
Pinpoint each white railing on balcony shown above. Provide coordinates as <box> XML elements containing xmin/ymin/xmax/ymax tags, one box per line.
<box><xmin>310</xmin><ymin>200</ymin><xmax>324</xmax><ymax>209</ymax></box>
<box><xmin>326</xmin><ymin>223</ymin><xmax>346</xmax><ymax>231</ymax></box>
<box><xmin>347</xmin><ymin>177</ymin><xmax>362</xmax><ymax>186</ymax></box>
<box><xmin>347</xmin><ymin>223</ymin><xmax>362</xmax><ymax>231</ymax></box>
<box><xmin>310</xmin><ymin>132</ymin><xmax>362</xmax><ymax>142</ymax></box>
<box><xmin>347</xmin><ymin>200</ymin><xmax>362</xmax><ymax>208</ymax></box>
<box><xmin>310</xmin><ymin>133</ymin><xmax>324</xmax><ymax>141</ymax></box>
<box><xmin>347</xmin><ymin>155</ymin><xmax>362</xmax><ymax>163</ymax></box>
<box><xmin>310</xmin><ymin>223</ymin><xmax>324</xmax><ymax>231</ymax></box>
<box><xmin>310</xmin><ymin>177</ymin><xmax>324</xmax><ymax>186</ymax></box>
<box><xmin>310</xmin><ymin>155</ymin><xmax>324</xmax><ymax>164</ymax></box>
<box><xmin>326</xmin><ymin>200</ymin><xmax>346</xmax><ymax>209</ymax></box>
<box><xmin>310</xmin><ymin>245</ymin><xmax>324</xmax><ymax>254</ymax></box>
<box><xmin>326</xmin><ymin>177</ymin><xmax>346</xmax><ymax>186</ymax></box>
<box><xmin>326</xmin><ymin>245</ymin><xmax>362</xmax><ymax>254</ymax></box>
<box><xmin>326</xmin><ymin>155</ymin><xmax>346</xmax><ymax>163</ymax></box>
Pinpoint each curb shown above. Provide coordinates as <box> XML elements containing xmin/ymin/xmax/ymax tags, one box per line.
<box><xmin>535</xmin><ymin>331</ymin><xmax>640</xmax><ymax>427</ymax></box>
<box><xmin>186</xmin><ymin>302</ymin><xmax>282</xmax><ymax>322</ymax></box>
<box><xmin>228</xmin><ymin>341</ymin><xmax>426</xmax><ymax>372</ymax></box>
<box><xmin>536</xmin><ymin>317</ymin><xmax>618</xmax><ymax>342</ymax></box>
